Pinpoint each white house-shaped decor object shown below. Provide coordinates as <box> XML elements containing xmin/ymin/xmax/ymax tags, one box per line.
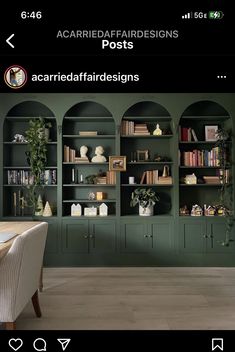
<box><xmin>71</xmin><ymin>203</ymin><xmax>82</xmax><ymax>216</ymax></box>
<box><xmin>99</xmin><ymin>203</ymin><xmax>108</xmax><ymax>216</ymax></box>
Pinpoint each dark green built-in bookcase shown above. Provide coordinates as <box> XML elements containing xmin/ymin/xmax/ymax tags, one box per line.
<box><xmin>0</xmin><ymin>94</ymin><xmax>235</xmax><ymax>266</ymax></box>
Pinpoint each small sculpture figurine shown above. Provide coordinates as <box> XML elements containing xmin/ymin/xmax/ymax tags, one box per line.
<box><xmin>153</xmin><ymin>124</ymin><xmax>162</xmax><ymax>136</ymax></box>
<box><xmin>80</xmin><ymin>145</ymin><xmax>89</xmax><ymax>161</ymax></box>
<box><xmin>185</xmin><ymin>173</ymin><xmax>197</xmax><ymax>185</ymax></box>
<box><xmin>12</xmin><ymin>134</ymin><xmax>27</xmax><ymax>143</ymax></box>
<box><xmin>191</xmin><ymin>204</ymin><xmax>203</xmax><ymax>216</ymax></box>
<box><xmin>35</xmin><ymin>195</ymin><xmax>44</xmax><ymax>216</ymax></box>
<box><xmin>216</xmin><ymin>205</ymin><xmax>226</xmax><ymax>216</ymax></box>
<box><xmin>204</xmin><ymin>205</ymin><xmax>216</xmax><ymax>216</ymax></box>
<box><xmin>180</xmin><ymin>205</ymin><xmax>189</xmax><ymax>216</ymax></box>
<box><xmin>91</xmin><ymin>146</ymin><xmax>107</xmax><ymax>163</ymax></box>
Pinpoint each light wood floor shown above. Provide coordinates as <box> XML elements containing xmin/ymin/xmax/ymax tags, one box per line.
<box><xmin>16</xmin><ymin>267</ymin><xmax>235</xmax><ymax>330</ymax></box>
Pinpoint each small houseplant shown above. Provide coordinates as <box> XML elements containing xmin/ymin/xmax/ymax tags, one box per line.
<box><xmin>215</xmin><ymin>127</ymin><xmax>234</xmax><ymax>246</ymax></box>
<box><xmin>25</xmin><ymin>118</ymin><xmax>49</xmax><ymax>214</ymax></box>
<box><xmin>130</xmin><ymin>188</ymin><xmax>159</xmax><ymax>216</ymax></box>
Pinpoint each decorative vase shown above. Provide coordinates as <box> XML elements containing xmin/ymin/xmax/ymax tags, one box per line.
<box><xmin>139</xmin><ymin>204</ymin><xmax>154</xmax><ymax>216</ymax></box>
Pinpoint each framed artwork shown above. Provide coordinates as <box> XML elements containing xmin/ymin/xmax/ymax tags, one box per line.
<box><xmin>205</xmin><ymin>125</ymin><xmax>218</xmax><ymax>141</ymax></box>
<box><xmin>109</xmin><ymin>156</ymin><xmax>126</xmax><ymax>171</ymax></box>
<box><xmin>136</xmin><ymin>150</ymin><xmax>149</xmax><ymax>161</ymax></box>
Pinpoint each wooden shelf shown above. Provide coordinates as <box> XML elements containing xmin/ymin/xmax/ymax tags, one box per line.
<box><xmin>63</xmin><ymin>199</ymin><xmax>116</xmax><ymax>203</ymax></box>
<box><xmin>179</xmin><ymin>166</ymin><xmax>223</xmax><ymax>169</ymax></box>
<box><xmin>4</xmin><ymin>184</ymin><xmax>57</xmax><ymax>187</ymax></box>
<box><xmin>123</xmin><ymin>116</ymin><xmax>171</xmax><ymax>121</ymax></box>
<box><xmin>4</xmin><ymin>166</ymin><xmax>57</xmax><ymax>169</ymax></box>
<box><xmin>128</xmin><ymin>161</ymin><xmax>173</xmax><ymax>165</ymax></box>
<box><xmin>62</xmin><ymin>215</ymin><xmax>116</xmax><ymax>219</ymax></box>
<box><xmin>64</xmin><ymin>116</ymin><xmax>113</xmax><ymax>122</ymax></box>
<box><xmin>180</xmin><ymin>115</ymin><xmax>230</xmax><ymax>121</ymax></box>
<box><xmin>179</xmin><ymin>184</ymin><xmax>224</xmax><ymax>187</ymax></box>
<box><xmin>121</xmin><ymin>135</ymin><xmax>173</xmax><ymax>138</ymax></box>
<box><xmin>63</xmin><ymin>162</ymin><xmax>109</xmax><ymax>165</ymax></box>
<box><xmin>4</xmin><ymin>141</ymin><xmax>57</xmax><ymax>144</ymax></box>
<box><xmin>63</xmin><ymin>135</ymin><xmax>115</xmax><ymax>138</ymax></box>
<box><xmin>63</xmin><ymin>184</ymin><xmax>115</xmax><ymax>187</ymax></box>
<box><xmin>5</xmin><ymin>116</ymin><xmax>56</xmax><ymax>121</ymax></box>
<box><xmin>121</xmin><ymin>184</ymin><xmax>173</xmax><ymax>187</ymax></box>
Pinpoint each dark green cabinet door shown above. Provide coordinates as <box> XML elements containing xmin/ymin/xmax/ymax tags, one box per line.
<box><xmin>62</xmin><ymin>221</ymin><xmax>89</xmax><ymax>253</ymax></box>
<box><xmin>89</xmin><ymin>220</ymin><xmax>116</xmax><ymax>253</ymax></box>
<box><xmin>149</xmin><ymin>221</ymin><xmax>172</xmax><ymax>253</ymax></box>
<box><xmin>206</xmin><ymin>219</ymin><xmax>235</xmax><ymax>253</ymax></box>
<box><xmin>179</xmin><ymin>219</ymin><xmax>206</xmax><ymax>253</ymax></box>
<box><xmin>44</xmin><ymin>221</ymin><xmax>58</xmax><ymax>254</ymax></box>
<box><xmin>121</xmin><ymin>221</ymin><xmax>149</xmax><ymax>253</ymax></box>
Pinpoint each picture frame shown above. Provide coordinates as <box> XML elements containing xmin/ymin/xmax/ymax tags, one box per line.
<box><xmin>136</xmin><ymin>150</ymin><xmax>149</xmax><ymax>162</ymax></box>
<box><xmin>205</xmin><ymin>125</ymin><xmax>219</xmax><ymax>141</ymax></box>
<box><xmin>109</xmin><ymin>156</ymin><xmax>126</xmax><ymax>171</ymax></box>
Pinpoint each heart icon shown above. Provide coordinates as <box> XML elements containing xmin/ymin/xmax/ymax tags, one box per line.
<box><xmin>8</xmin><ymin>338</ymin><xmax>23</xmax><ymax>351</ymax></box>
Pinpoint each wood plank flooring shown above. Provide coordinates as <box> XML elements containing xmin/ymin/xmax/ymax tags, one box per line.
<box><xmin>15</xmin><ymin>267</ymin><xmax>235</xmax><ymax>330</ymax></box>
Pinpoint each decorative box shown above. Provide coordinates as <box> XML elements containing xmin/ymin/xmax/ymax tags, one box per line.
<box><xmin>84</xmin><ymin>207</ymin><xmax>97</xmax><ymax>216</ymax></box>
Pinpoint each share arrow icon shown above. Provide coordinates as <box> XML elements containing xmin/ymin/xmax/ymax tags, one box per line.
<box><xmin>57</xmin><ymin>338</ymin><xmax>71</xmax><ymax>351</ymax></box>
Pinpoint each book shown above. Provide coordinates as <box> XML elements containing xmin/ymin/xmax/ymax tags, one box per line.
<box><xmin>140</xmin><ymin>171</ymin><xmax>146</xmax><ymax>184</ymax></box>
<box><xmin>191</xmin><ymin>129</ymin><xmax>198</xmax><ymax>141</ymax></box>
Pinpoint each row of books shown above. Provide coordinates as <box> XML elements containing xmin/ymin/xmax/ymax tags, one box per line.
<box><xmin>64</xmin><ymin>145</ymin><xmax>88</xmax><ymax>163</ymax></box>
<box><xmin>121</xmin><ymin>121</ymin><xmax>150</xmax><ymax>135</ymax></box>
<box><xmin>96</xmin><ymin>171</ymin><xmax>116</xmax><ymax>185</ymax></box>
<box><xmin>179</xmin><ymin>126</ymin><xmax>198</xmax><ymax>141</ymax></box>
<box><xmin>7</xmin><ymin>170</ymin><xmax>57</xmax><ymax>185</ymax></box>
<box><xmin>140</xmin><ymin>170</ymin><xmax>173</xmax><ymax>184</ymax></box>
<box><xmin>180</xmin><ymin>147</ymin><xmax>221</xmax><ymax>167</ymax></box>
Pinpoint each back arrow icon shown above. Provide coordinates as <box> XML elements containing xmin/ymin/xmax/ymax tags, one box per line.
<box><xmin>6</xmin><ymin>34</ymin><xmax>15</xmax><ymax>48</ymax></box>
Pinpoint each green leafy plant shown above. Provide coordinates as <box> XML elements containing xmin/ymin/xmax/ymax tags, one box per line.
<box><xmin>24</xmin><ymin>118</ymin><xmax>49</xmax><ymax>213</ymax></box>
<box><xmin>215</xmin><ymin>127</ymin><xmax>234</xmax><ymax>246</ymax></box>
<box><xmin>130</xmin><ymin>188</ymin><xmax>159</xmax><ymax>208</ymax></box>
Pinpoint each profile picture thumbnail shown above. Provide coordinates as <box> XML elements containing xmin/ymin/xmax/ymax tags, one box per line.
<box><xmin>4</xmin><ymin>65</ymin><xmax>27</xmax><ymax>89</ymax></box>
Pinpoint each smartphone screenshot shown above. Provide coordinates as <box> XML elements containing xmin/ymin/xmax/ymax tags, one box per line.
<box><xmin>0</xmin><ymin>3</ymin><xmax>234</xmax><ymax>351</ymax></box>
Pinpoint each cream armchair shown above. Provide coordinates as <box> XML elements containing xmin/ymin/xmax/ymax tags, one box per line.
<box><xmin>0</xmin><ymin>222</ymin><xmax>48</xmax><ymax>330</ymax></box>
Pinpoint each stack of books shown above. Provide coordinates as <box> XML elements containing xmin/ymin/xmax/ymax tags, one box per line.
<box><xmin>96</xmin><ymin>176</ymin><xmax>107</xmax><ymax>184</ymax></box>
<box><xmin>79</xmin><ymin>131</ymin><xmax>98</xmax><ymax>136</ymax></box>
<box><xmin>203</xmin><ymin>176</ymin><xmax>220</xmax><ymax>184</ymax></box>
<box><xmin>140</xmin><ymin>170</ymin><xmax>172</xmax><ymax>185</ymax></box>
<box><xmin>74</xmin><ymin>157</ymin><xmax>89</xmax><ymax>163</ymax></box>
<box><xmin>179</xmin><ymin>126</ymin><xmax>198</xmax><ymax>141</ymax></box>
<box><xmin>133</xmin><ymin>123</ymin><xmax>150</xmax><ymax>135</ymax></box>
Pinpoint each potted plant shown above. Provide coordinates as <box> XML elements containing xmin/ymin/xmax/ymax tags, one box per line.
<box><xmin>130</xmin><ymin>188</ymin><xmax>159</xmax><ymax>216</ymax></box>
<box><xmin>25</xmin><ymin>118</ymin><xmax>49</xmax><ymax>215</ymax></box>
<box><xmin>215</xmin><ymin>127</ymin><xmax>234</xmax><ymax>246</ymax></box>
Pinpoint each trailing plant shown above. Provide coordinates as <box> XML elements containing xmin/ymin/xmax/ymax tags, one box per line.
<box><xmin>215</xmin><ymin>127</ymin><xmax>234</xmax><ymax>246</ymax></box>
<box><xmin>24</xmin><ymin>118</ymin><xmax>49</xmax><ymax>213</ymax></box>
<box><xmin>130</xmin><ymin>188</ymin><xmax>159</xmax><ymax>208</ymax></box>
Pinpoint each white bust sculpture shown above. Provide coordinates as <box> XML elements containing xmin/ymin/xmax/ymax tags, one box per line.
<box><xmin>91</xmin><ymin>146</ymin><xmax>107</xmax><ymax>163</ymax></box>
<box><xmin>80</xmin><ymin>145</ymin><xmax>89</xmax><ymax>160</ymax></box>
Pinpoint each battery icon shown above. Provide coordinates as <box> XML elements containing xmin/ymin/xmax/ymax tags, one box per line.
<box><xmin>208</xmin><ymin>11</ymin><xmax>224</xmax><ymax>19</ymax></box>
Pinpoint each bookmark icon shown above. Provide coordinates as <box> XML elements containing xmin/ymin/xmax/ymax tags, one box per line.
<box><xmin>57</xmin><ymin>339</ymin><xmax>71</xmax><ymax>351</ymax></box>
